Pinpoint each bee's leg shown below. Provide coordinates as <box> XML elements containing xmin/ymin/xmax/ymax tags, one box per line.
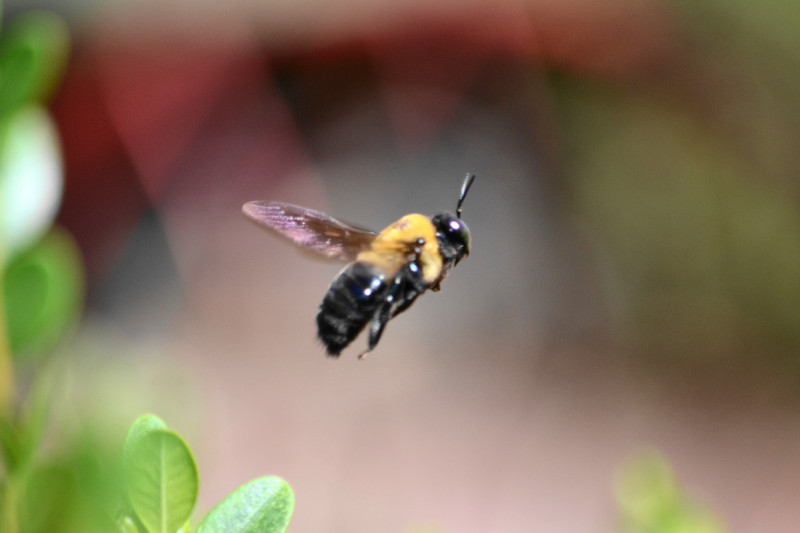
<box><xmin>357</xmin><ymin>298</ymin><xmax>394</xmax><ymax>359</ymax></box>
<box><xmin>358</xmin><ymin>256</ymin><xmax>427</xmax><ymax>359</ymax></box>
<box><xmin>392</xmin><ymin>241</ymin><xmax>428</xmax><ymax>316</ymax></box>
<box><xmin>392</xmin><ymin>272</ymin><xmax>425</xmax><ymax>316</ymax></box>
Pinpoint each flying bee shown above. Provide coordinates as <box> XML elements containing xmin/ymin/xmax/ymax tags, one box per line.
<box><xmin>243</xmin><ymin>173</ymin><xmax>475</xmax><ymax>359</ymax></box>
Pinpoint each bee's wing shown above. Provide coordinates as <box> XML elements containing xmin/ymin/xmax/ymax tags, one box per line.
<box><xmin>243</xmin><ymin>201</ymin><xmax>378</xmax><ymax>262</ymax></box>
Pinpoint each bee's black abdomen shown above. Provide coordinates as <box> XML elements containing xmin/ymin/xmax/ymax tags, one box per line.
<box><xmin>316</xmin><ymin>262</ymin><xmax>387</xmax><ymax>356</ymax></box>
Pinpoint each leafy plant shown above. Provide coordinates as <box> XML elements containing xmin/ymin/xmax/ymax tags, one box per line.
<box><xmin>0</xmin><ymin>6</ymin><xmax>85</xmax><ymax>533</ymax></box>
<box><xmin>119</xmin><ymin>414</ymin><xmax>294</xmax><ymax>533</ymax></box>
<box><xmin>0</xmin><ymin>5</ymin><xmax>296</xmax><ymax>531</ymax></box>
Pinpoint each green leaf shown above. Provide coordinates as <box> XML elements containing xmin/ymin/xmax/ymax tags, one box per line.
<box><xmin>3</xmin><ymin>227</ymin><xmax>83</xmax><ymax>359</ymax></box>
<box><xmin>0</xmin><ymin>106</ymin><xmax>63</xmax><ymax>260</ymax></box>
<box><xmin>122</xmin><ymin>414</ymin><xmax>168</xmax><ymax>477</ymax></box>
<box><xmin>0</xmin><ymin>11</ymin><xmax>69</xmax><ymax>113</ymax></box>
<box><xmin>124</xmin><ymin>430</ymin><xmax>198</xmax><ymax>533</ymax></box>
<box><xmin>197</xmin><ymin>477</ymin><xmax>294</xmax><ymax>533</ymax></box>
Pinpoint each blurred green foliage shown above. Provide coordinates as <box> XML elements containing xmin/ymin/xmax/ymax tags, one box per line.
<box><xmin>0</xmin><ymin>9</ymin><xmax>295</xmax><ymax>529</ymax></box>
<box><xmin>0</xmin><ymin>7</ymin><xmax>79</xmax><ymax>403</ymax></box>
<box><xmin>4</xmin><ymin>227</ymin><xmax>83</xmax><ymax>358</ymax></box>
<box><xmin>0</xmin><ymin>7</ymin><xmax>90</xmax><ymax>532</ymax></box>
<box><xmin>616</xmin><ymin>451</ymin><xmax>726</xmax><ymax>533</ymax></box>
<box><xmin>0</xmin><ymin>10</ymin><xmax>69</xmax><ymax>115</ymax></box>
<box><xmin>554</xmin><ymin>0</ymin><xmax>800</xmax><ymax>385</ymax></box>
<box><xmin>559</xmin><ymin>82</ymin><xmax>800</xmax><ymax>358</ymax></box>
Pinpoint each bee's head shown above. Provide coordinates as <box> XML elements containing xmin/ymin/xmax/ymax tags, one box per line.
<box><xmin>432</xmin><ymin>173</ymin><xmax>475</xmax><ymax>267</ymax></box>
<box><xmin>433</xmin><ymin>212</ymin><xmax>471</xmax><ymax>266</ymax></box>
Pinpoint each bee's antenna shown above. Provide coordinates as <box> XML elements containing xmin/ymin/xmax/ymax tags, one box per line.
<box><xmin>456</xmin><ymin>173</ymin><xmax>476</xmax><ymax>219</ymax></box>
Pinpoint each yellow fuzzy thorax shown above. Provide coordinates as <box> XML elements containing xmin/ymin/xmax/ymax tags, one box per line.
<box><xmin>356</xmin><ymin>213</ymin><xmax>442</xmax><ymax>284</ymax></box>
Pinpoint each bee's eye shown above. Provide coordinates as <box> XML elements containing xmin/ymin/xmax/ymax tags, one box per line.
<box><xmin>432</xmin><ymin>213</ymin><xmax>471</xmax><ymax>263</ymax></box>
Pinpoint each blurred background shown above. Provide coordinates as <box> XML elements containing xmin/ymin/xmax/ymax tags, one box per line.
<box><xmin>2</xmin><ymin>0</ymin><xmax>800</xmax><ymax>531</ymax></box>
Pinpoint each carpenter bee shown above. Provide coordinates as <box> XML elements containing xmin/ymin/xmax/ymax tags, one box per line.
<box><xmin>243</xmin><ymin>173</ymin><xmax>475</xmax><ymax>358</ymax></box>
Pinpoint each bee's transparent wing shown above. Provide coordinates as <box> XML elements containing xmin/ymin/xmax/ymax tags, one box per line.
<box><xmin>243</xmin><ymin>201</ymin><xmax>377</xmax><ymax>262</ymax></box>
